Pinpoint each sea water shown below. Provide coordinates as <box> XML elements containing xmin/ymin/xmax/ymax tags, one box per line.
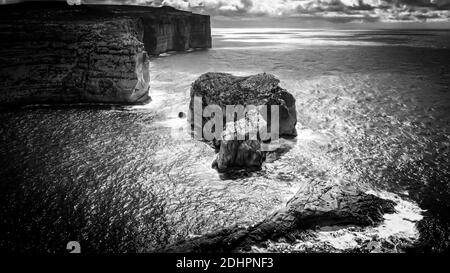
<box><xmin>1</xmin><ymin>28</ymin><xmax>449</xmax><ymax>253</ymax></box>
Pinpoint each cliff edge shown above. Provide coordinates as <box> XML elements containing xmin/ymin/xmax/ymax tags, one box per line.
<box><xmin>0</xmin><ymin>2</ymin><xmax>212</xmax><ymax>105</ymax></box>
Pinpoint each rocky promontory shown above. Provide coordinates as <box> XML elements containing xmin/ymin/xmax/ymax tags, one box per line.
<box><xmin>0</xmin><ymin>2</ymin><xmax>211</xmax><ymax>105</ymax></box>
<box><xmin>164</xmin><ymin>179</ymin><xmax>397</xmax><ymax>252</ymax></box>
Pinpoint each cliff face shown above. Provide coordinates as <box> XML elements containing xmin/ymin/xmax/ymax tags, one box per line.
<box><xmin>142</xmin><ymin>9</ymin><xmax>211</xmax><ymax>55</ymax></box>
<box><xmin>0</xmin><ymin>2</ymin><xmax>212</xmax><ymax>105</ymax></box>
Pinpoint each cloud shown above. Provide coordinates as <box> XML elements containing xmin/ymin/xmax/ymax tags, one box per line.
<box><xmin>2</xmin><ymin>0</ymin><xmax>450</xmax><ymax>23</ymax></box>
<box><xmin>156</xmin><ymin>0</ymin><xmax>450</xmax><ymax>22</ymax></box>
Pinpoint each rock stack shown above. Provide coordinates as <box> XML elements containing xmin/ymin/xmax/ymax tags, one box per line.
<box><xmin>189</xmin><ymin>72</ymin><xmax>297</xmax><ymax>172</ymax></box>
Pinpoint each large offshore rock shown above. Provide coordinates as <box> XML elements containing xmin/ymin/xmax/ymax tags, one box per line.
<box><xmin>189</xmin><ymin>72</ymin><xmax>297</xmax><ymax>137</ymax></box>
<box><xmin>189</xmin><ymin>72</ymin><xmax>297</xmax><ymax>172</ymax></box>
<box><xmin>0</xmin><ymin>2</ymin><xmax>212</xmax><ymax>105</ymax></box>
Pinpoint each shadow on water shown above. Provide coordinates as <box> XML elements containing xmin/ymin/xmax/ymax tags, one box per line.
<box><xmin>0</xmin><ymin>102</ymin><xmax>173</xmax><ymax>253</ymax></box>
<box><xmin>265</xmin><ymin>136</ymin><xmax>298</xmax><ymax>162</ymax></box>
<box><xmin>0</xmin><ymin>167</ymin><xmax>172</xmax><ymax>253</ymax></box>
<box><xmin>217</xmin><ymin>168</ymin><xmax>261</xmax><ymax>180</ymax></box>
<box><xmin>0</xmin><ymin>102</ymin><xmax>153</xmax><ymax>113</ymax></box>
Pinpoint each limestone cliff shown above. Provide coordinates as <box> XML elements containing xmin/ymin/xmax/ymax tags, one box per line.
<box><xmin>0</xmin><ymin>2</ymin><xmax>212</xmax><ymax>105</ymax></box>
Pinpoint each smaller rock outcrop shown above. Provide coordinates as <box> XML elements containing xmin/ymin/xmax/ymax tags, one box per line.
<box><xmin>189</xmin><ymin>72</ymin><xmax>298</xmax><ymax>172</ymax></box>
<box><xmin>212</xmin><ymin>109</ymin><xmax>267</xmax><ymax>171</ymax></box>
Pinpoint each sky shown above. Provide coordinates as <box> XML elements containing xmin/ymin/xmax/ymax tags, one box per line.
<box><xmin>2</xmin><ymin>0</ymin><xmax>450</xmax><ymax>28</ymax></box>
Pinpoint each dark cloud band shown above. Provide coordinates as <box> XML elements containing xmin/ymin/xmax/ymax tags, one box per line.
<box><xmin>1</xmin><ymin>0</ymin><xmax>450</xmax><ymax>23</ymax></box>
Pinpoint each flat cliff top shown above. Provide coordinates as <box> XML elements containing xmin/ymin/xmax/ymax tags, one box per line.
<box><xmin>0</xmin><ymin>1</ymin><xmax>208</xmax><ymax>21</ymax></box>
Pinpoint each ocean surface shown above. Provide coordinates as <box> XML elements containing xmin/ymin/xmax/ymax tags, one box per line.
<box><xmin>1</xmin><ymin>28</ymin><xmax>450</xmax><ymax>253</ymax></box>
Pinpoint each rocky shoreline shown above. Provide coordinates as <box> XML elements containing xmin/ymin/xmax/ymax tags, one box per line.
<box><xmin>0</xmin><ymin>2</ymin><xmax>211</xmax><ymax>105</ymax></box>
<box><xmin>163</xmin><ymin>179</ymin><xmax>398</xmax><ymax>253</ymax></box>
